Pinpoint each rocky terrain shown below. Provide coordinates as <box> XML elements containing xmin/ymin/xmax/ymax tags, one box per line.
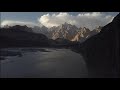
<box><xmin>31</xmin><ymin>22</ymin><xmax>101</xmax><ymax>42</ymax></box>
<box><xmin>1</xmin><ymin>22</ymin><xmax>102</xmax><ymax>48</ymax></box>
<box><xmin>71</xmin><ymin>13</ymin><xmax>120</xmax><ymax>78</ymax></box>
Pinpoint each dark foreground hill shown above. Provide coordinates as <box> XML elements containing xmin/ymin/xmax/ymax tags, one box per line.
<box><xmin>0</xmin><ymin>25</ymin><xmax>78</xmax><ymax>48</ymax></box>
<box><xmin>72</xmin><ymin>13</ymin><xmax>120</xmax><ymax>78</ymax></box>
<box><xmin>0</xmin><ymin>25</ymin><xmax>50</xmax><ymax>47</ymax></box>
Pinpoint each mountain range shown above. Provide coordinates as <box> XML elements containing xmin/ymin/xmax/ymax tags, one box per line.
<box><xmin>2</xmin><ymin>23</ymin><xmax>102</xmax><ymax>43</ymax></box>
<box><xmin>0</xmin><ymin>25</ymin><xmax>50</xmax><ymax>47</ymax></box>
<box><xmin>31</xmin><ymin>22</ymin><xmax>102</xmax><ymax>42</ymax></box>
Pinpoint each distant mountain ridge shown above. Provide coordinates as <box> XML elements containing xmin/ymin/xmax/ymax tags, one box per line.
<box><xmin>0</xmin><ymin>25</ymin><xmax>50</xmax><ymax>47</ymax></box>
<box><xmin>31</xmin><ymin>23</ymin><xmax>102</xmax><ymax>42</ymax></box>
<box><xmin>0</xmin><ymin>25</ymin><xmax>78</xmax><ymax>47</ymax></box>
<box><xmin>2</xmin><ymin>22</ymin><xmax>102</xmax><ymax>43</ymax></box>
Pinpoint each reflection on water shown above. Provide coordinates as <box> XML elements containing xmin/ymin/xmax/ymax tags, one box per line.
<box><xmin>0</xmin><ymin>48</ymin><xmax>88</xmax><ymax>78</ymax></box>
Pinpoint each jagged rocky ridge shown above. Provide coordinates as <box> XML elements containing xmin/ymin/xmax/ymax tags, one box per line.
<box><xmin>1</xmin><ymin>23</ymin><xmax>102</xmax><ymax>47</ymax></box>
<box><xmin>31</xmin><ymin>22</ymin><xmax>102</xmax><ymax>42</ymax></box>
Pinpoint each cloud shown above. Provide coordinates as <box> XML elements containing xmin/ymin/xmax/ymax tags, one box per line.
<box><xmin>1</xmin><ymin>12</ymin><xmax>115</xmax><ymax>30</ymax></box>
<box><xmin>38</xmin><ymin>12</ymin><xmax>114</xmax><ymax>30</ymax></box>
<box><xmin>1</xmin><ymin>20</ymin><xmax>41</xmax><ymax>27</ymax></box>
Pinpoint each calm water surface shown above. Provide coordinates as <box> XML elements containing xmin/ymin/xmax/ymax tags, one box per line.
<box><xmin>0</xmin><ymin>48</ymin><xmax>88</xmax><ymax>78</ymax></box>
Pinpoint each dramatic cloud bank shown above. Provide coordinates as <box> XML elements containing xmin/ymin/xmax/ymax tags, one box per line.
<box><xmin>38</xmin><ymin>12</ymin><xmax>114</xmax><ymax>30</ymax></box>
<box><xmin>1</xmin><ymin>12</ymin><xmax>115</xmax><ymax>30</ymax></box>
<box><xmin>1</xmin><ymin>20</ymin><xmax>41</xmax><ymax>27</ymax></box>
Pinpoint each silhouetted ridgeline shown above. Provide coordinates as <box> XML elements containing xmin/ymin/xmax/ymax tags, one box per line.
<box><xmin>0</xmin><ymin>25</ymin><xmax>50</xmax><ymax>47</ymax></box>
<box><xmin>0</xmin><ymin>25</ymin><xmax>78</xmax><ymax>48</ymax></box>
<box><xmin>72</xmin><ymin>13</ymin><xmax>120</xmax><ymax>78</ymax></box>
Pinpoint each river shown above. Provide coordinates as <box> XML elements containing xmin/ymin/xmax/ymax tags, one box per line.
<box><xmin>0</xmin><ymin>48</ymin><xmax>88</xmax><ymax>78</ymax></box>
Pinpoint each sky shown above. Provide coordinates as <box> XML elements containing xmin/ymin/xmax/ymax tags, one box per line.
<box><xmin>1</xmin><ymin>12</ymin><xmax>119</xmax><ymax>30</ymax></box>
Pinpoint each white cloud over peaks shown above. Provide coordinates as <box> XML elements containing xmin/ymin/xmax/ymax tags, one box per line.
<box><xmin>38</xmin><ymin>12</ymin><xmax>114</xmax><ymax>30</ymax></box>
<box><xmin>1</xmin><ymin>20</ymin><xmax>41</xmax><ymax>27</ymax></box>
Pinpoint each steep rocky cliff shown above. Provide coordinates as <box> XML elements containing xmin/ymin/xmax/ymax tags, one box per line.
<box><xmin>75</xmin><ymin>13</ymin><xmax>120</xmax><ymax>78</ymax></box>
